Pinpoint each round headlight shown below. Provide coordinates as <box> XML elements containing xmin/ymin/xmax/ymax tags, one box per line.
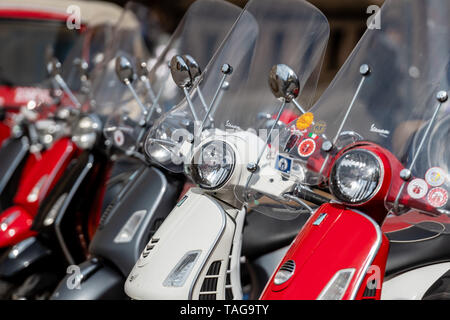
<box><xmin>72</xmin><ymin>115</ymin><xmax>101</xmax><ymax>149</ymax></box>
<box><xmin>190</xmin><ymin>140</ymin><xmax>235</xmax><ymax>190</ymax></box>
<box><xmin>329</xmin><ymin>149</ymin><xmax>382</xmax><ymax>204</ymax></box>
<box><xmin>146</xmin><ymin>141</ymin><xmax>172</xmax><ymax>164</ymax></box>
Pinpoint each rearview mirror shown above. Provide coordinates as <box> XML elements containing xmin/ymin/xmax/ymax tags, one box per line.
<box><xmin>169</xmin><ymin>55</ymin><xmax>193</xmax><ymax>89</ymax></box>
<box><xmin>115</xmin><ymin>56</ymin><xmax>135</xmax><ymax>84</ymax></box>
<box><xmin>183</xmin><ymin>55</ymin><xmax>201</xmax><ymax>82</ymax></box>
<box><xmin>269</xmin><ymin>64</ymin><xmax>300</xmax><ymax>102</ymax></box>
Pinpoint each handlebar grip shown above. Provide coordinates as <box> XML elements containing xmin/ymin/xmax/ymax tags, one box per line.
<box><xmin>294</xmin><ymin>186</ymin><xmax>330</xmax><ymax>205</ymax></box>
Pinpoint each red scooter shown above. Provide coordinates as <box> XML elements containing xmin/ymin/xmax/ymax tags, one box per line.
<box><xmin>0</xmin><ymin>21</ymin><xmax>115</xmax><ymax>250</ymax></box>
<box><xmin>261</xmin><ymin>0</ymin><xmax>450</xmax><ymax>300</ymax></box>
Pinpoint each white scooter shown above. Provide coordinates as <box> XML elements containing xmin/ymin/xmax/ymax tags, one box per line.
<box><xmin>124</xmin><ymin>0</ymin><xmax>331</xmax><ymax>300</ymax></box>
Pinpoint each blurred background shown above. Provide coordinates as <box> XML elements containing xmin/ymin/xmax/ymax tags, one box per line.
<box><xmin>108</xmin><ymin>0</ymin><xmax>384</xmax><ymax>96</ymax></box>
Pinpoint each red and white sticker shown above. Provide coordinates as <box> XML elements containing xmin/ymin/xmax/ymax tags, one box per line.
<box><xmin>297</xmin><ymin>138</ymin><xmax>316</xmax><ymax>158</ymax></box>
<box><xmin>427</xmin><ymin>187</ymin><xmax>448</xmax><ymax>208</ymax></box>
<box><xmin>407</xmin><ymin>178</ymin><xmax>428</xmax><ymax>199</ymax></box>
<box><xmin>425</xmin><ymin>167</ymin><xmax>446</xmax><ymax>187</ymax></box>
<box><xmin>114</xmin><ymin>130</ymin><xmax>125</xmax><ymax>147</ymax></box>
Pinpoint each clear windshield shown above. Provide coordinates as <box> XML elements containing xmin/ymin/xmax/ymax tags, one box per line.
<box><xmin>85</xmin><ymin>1</ymin><xmax>155</xmax><ymax>121</ymax></box>
<box><xmin>103</xmin><ymin>0</ymin><xmax>242</xmax><ymax>153</ymax></box>
<box><xmin>147</xmin><ymin>0</ymin><xmax>330</xmax><ymax>173</ymax></box>
<box><xmin>60</xmin><ymin>24</ymin><xmax>115</xmax><ymax>109</ymax></box>
<box><xmin>278</xmin><ymin>0</ymin><xmax>450</xmax><ymax>219</ymax></box>
<box><xmin>0</xmin><ymin>18</ymin><xmax>79</xmax><ymax>88</ymax></box>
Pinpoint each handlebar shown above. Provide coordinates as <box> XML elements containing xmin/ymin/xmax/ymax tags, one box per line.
<box><xmin>293</xmin><ymin>184</ymin><xmax>330</xmax><ymax>206</ymax></box>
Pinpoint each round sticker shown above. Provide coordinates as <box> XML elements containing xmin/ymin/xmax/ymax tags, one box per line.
<box><xmin>407</xmin><ymin>178</ymin><xmax>428</xmax><ymax>199</ymax></box>
<box><xmin>313</xmin><ymin>120</ymin><xmax>327</xmax><ymax>135</ymax></box>
<box><xmin>114</xmin><ymin>130</ymin><xmax>125</xmax><ymax>147</ymax></box>
<box><xmin>297</xmin><ymin>138</ymin><xmax>316</xmax><ymax>158</ymax></box>
<box><xmin>425</xmin><ymin>167</ymin><xmax>446</xmax><ymax>187</ymax></box>
<box><xmin>427</xmin><ymin>187</ymin><xmax>448</xmax><ymax>208</ymax></box>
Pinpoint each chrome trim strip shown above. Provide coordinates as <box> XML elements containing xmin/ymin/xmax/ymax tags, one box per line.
<box><xmin>348</xmin><ymin>209</ymin><xmax>383</xmax><ymax>300</ymax></box>
<box><xmin>229</xmin><ymin>206</ymin><xmax>245</xmax><ymax>300</ymax></box>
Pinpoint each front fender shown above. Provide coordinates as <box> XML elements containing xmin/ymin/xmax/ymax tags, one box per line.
<box><xmin>260</xmin><ymin>203</ymin><xmax>389</xmax><ymax>300</ymax></box>
<box><xmin>125</xmin><ymin>189</ymin><xmax>236</xmax><ymax>300</ymax></box>
<box><xmin>0</xmin><ymin>237</ymin><xmax>52</xmax><ymax>279</ymax></box>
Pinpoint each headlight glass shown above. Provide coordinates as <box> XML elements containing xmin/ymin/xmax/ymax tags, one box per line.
<box><xmin>329</xmin><ymin>149</ymin><xmax>382</xmax><ymax>204</ymax></box>
<box><xmin>190</xmin><ymin>140</ymin><xmax>235</xmax><ymax>189</ymax></box>
<box><xmin>72</xmin><ymin>115</ymin><xmax>101</xmax><ymax>149</ymax></box>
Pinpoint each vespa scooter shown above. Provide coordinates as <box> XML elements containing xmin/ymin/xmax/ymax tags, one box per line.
<box><xmin>0</xmin><ymin>21</ymin><xmax>136</xmax><ymax>299</ymax></box>
<box><xmin>261</xmin><ymin>0</ymin><xmax>450</xmax><ymax>300</ymax></box>
<box><xmin>124</xmin><ymin>0</ymin><xmax>330</xmax><ymax>300</ymax></box>
<box><xmin>50</xmin><ymin>0</ymin><xmax>243</xmax><ymax>300</ymax></box>
<box><xmin>0</xmin><ymin>19</ymin><xmax>120</xmax><ymax>251</ymax></box>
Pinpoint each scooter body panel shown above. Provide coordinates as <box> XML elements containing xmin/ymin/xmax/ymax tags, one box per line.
<box><xmin>125</xmin><ymin>188</ymin><xmax>237</xmax><ymax>300</ymax></box>
<box><xmin>13</xmin><ymin>137</ymin><xmax>77</xmax><ymax>214</ymax></box>
<box><xmin>0</xmin><ymin>122</ymin><xmax>10</xmax><ymax>147</ymax></box>
<box><xmin>0</xmin><ymin>136</ymin><xmax>29</xmax><ymax>200</ymax></box>
<box><xmin>89</xmin><ymin>165</ymin><xmax>181</xmax><ymax>276</ymax></box>
<box><xmin>0</xmin><ymin>138</ymin><xmax>77</xmax><ymax>248</ymax></box>
<box><xmin>0</xmin><ymin>152</ymin><xmax>97</xmax><ymax>281</ymax></box>
<box><xmin>260</xmin><ymin>203</ymin><xmax>387</xmax><ymax>300</ymax></box>
<box><xmin>0</xmin><ymin>153</ymin><xmax>137</xmax><ymax>298</ymax></box>
<box><xmin>0</xmin><ymin>206</ymin><xmax>36</xmax><ymax>247</ymax></box>
<box><xmin>0</xmin><ymin>237</ymin><xmax>52</xmax><ymax>279</ymax></box>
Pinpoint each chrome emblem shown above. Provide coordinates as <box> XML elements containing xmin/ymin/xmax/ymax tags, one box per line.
<box><xmin>313</xmin><ymin>213</ymin><xmax>327</xmax><ymax>226</ymax></box>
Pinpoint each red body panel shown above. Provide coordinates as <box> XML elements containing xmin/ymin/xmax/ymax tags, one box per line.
<box><xmin>0</xmin><ymin>138</ymin><xmax>78</xmax><ymax>247</ymax></box>
<box><xmin>0</xmin><ymin>122</ymin><xmax>10</xmax><ymax>147</ymax></box>
<box><xmin>0</xmin><ymin>206</ymin><xmax>36</xmax><ymax>247</ymax></box>
<box><xmin>260</xmin><ymin>203</ymin><xmax>388</xmax><ymax>300</ymax></box>
<box><xmin>0</xmin><ymin>9</ymin><xmax>69</xmax><ymax>21</ymax></box>
<box><xmin>14</xmin><ymin>138</ymin><xmax>77</xmax><ymax>213</ymax></box>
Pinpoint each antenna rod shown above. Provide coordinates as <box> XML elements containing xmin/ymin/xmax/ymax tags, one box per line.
<box><xmin>199</xmin><ymin>64</ymin><xmax>233</xmax><ymax>133</ymax></box>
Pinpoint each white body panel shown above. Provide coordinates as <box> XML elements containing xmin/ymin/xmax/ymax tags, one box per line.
<box><xmin>381</xmin><ymin>262</ymin><xmax>450</xmax><ymax>300</ymax></box>
<box><xmin>125</xmin><ymin>188</ymin><xmax>237</xmax><ymax>300</ymax></box>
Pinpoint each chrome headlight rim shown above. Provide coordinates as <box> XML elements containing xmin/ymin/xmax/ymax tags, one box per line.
<box><xmin>329</xmin><ymin>148</ymin><xmax>384</xmax><ymax>205</ymax></box>
<box><xmin>71</xmin><ymin>113</ymin><xmax>102</xmax><ymax>150</ymax></box>
<box><xmin>189</xmin><ymin>140</ymin><xmax>236</xmax><ymax>190</ymax></box>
